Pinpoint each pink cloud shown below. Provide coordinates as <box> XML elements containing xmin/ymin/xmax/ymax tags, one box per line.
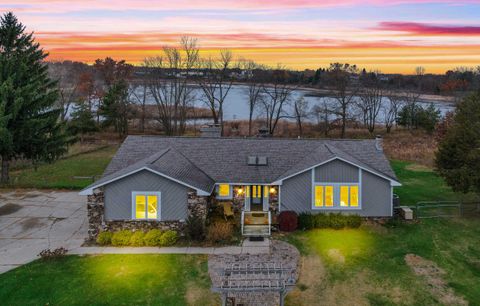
<box><xmin>2</xmin><ymin>0</ymin><xmax>480</xmax><ymax>13</ymax></box>
<box><xmin>375</xmin><ymin>22</ymin><xmax>480</xmax><ymax>35</ymax></box>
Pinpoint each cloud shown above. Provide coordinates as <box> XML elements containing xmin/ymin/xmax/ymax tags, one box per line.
<box><xmin>2</xmin><ymin>0</ymin><xmax>479</xmax><ymax>14</ymax></box>
<box><xmin>375</xmin><ymin>22</ymin><xmax>480</xmax><ymax>35</ymax></box>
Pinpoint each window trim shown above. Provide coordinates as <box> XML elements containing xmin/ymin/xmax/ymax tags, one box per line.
<box><xmin>311</xmin><ymin>181</ymin><xmax>362</xmax><ymax>210</ymax></box>
<box><xmin>131</xmin><ymin>191</ymin><xmax>162</xmax><ymax>220</ymax></box>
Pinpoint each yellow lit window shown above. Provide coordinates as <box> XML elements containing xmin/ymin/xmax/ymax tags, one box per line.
<box><xmin>340</xmin><ymin>186</ymin><xmax>349</xmax><ymax>207</ymax></box>
<box><xmin>147</xmin><ymin>195</ymin><xmax>158</xmax><ymax>219</ymax></box>
<box><xmin>252</xmin><ymin>185</ymin><xmax>257</xmax><ymax>198</ymax></box>
<box><xmin>219</xmin><ymin>184</ymin><xmax>230</xmax><ymax>197</ymax></box>
<box><xmin>325</xmin><ymin>186</ymin><xmax>334</xmax><ymax>207</ymax></box>
<box><xmin>315</xmin><ymin>186</ymin><xmax>324</xmax><ymax>207</ymax></box>
<box><xmin>264</xmin><ymin>186</ymin><xmax>269</xmax><ymax>198</ymax></box>
<box><xmin>350</xmin><ymin>186</ymin><xmax>359</xmax><ymax>207</ymax></box>
<box><xmin>246</xmin><ymin>186</ymin><xmax>250</xmax><ymax>197</ymax></box>
<box><xmin>135</xmin><ymin>195</ymin><xmax>146</xmax><ymax>219</ymax></box>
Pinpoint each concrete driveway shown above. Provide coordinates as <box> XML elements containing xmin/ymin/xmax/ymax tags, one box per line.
<box><xmin>0</xmin><ymin>190</ymin><xmax>87</xmax><ymax>274</ymax></box>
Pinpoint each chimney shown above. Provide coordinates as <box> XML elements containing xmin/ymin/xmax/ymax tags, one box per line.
<box><xmin>200</xmin><ymin>123</ymin><xmax>221</xmax><ymax>138</ymax></box>
<box><xmin>375</xmin><ymin>135</ymin><xmax>383</xmax><ymax>151</ymax></box>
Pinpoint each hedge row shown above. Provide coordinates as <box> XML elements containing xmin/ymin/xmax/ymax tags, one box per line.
<box><xmin>298</xmin><ymin>213</ymin><xmax>362</xmax><ymax>230</ymax></box>
<box><xmin>96</xmin><ymin>229</ymin><xmax>178</xmax><ymax>247</ymax></box>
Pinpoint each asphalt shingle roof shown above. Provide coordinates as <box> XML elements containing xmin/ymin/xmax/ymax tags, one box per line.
<box><xmin>83</xmin><ymin>136</ymin><xmax>398</xmax><ymax>193</ymax></box>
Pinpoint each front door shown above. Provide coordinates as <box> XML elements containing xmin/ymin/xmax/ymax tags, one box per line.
<box><xmin>250</xmin><ymin>185</ymin><xmax>263</xmax><ymax>211</ymax></box>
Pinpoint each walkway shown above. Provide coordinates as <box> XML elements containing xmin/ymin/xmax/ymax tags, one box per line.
<box><xmin>69</xmin><ymin>239</ymin><xmax>270</xmax><ymax>255</ymax></box>
<box><xmin>0</xmin><ymin>190</ymin><xmax>87</xmax><ymax>274</ymax></box>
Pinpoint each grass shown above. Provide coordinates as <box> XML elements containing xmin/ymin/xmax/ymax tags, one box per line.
<box><xmin>0</xmin><ymin>254</ymin><xmax>219</xmax><ymax>306</ymax></box>
<box><xmin>390</xmin><ymin>160</ymin><xmax>460</xmax><ymax>205</ymax></box>
<box><xmin>5</xmin><ymin>145</ymin><xmax>117</xmax><ymax>190</ymax></box>
<box><xmin>285</xmin><ymin>219</ymin><xmax>480</xmax><ymax>305</ymax></box>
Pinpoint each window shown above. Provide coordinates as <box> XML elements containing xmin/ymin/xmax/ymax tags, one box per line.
<box><xmin>218</xmin><ymin>184</ymin><xmax>230</xmax><ymax>197</ymax></box>
<box><xmin>350</xmin><ymin>186</ymin><xmax>359</xmax><ymax>207</ymax></box>
<box><xmin>314</xmin><ymin>186</ymin><xmax>324</xmax><ymax>207</ymax></box>
<box><xmin>313</xmin><ymin>184</ymin><xmax>360</xmax><ymax>209</ymax></box>
<box><xmin>133</xmin><ymin>192</ymin><xmax>160</xmax><ymax>220</ymax></box>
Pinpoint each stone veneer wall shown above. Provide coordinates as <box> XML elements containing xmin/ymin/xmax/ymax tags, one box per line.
<box><xmin>87</xmin><ymin>188</ymin><xmax>209</xmax><ymax>241</ymax></box>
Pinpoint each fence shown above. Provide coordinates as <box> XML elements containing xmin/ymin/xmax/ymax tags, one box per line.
<box><xmin>414</xmin><ymin>201</ymin><xmax>480</xmax><ymax>219</ymax></box>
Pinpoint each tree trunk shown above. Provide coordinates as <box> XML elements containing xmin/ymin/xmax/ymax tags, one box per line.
<box><xmin>1</xmin><ymin>158</ymin><xmax>10</xmax><ymax>184</ymax></box>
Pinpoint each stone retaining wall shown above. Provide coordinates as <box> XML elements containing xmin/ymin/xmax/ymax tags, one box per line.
<box><xmin>87</xmin><ymin>188</ymin><xmax>209</xmax><ymax>241</ymax></box>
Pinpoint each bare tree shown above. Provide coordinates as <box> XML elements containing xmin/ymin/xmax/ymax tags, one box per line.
<box><xmin>312</xmin><ymin>98</ymin><xmax>333</xmax><ymax>137</ymax></box>
<box><xmin>358</xmin><ymin>71</ymin><xmax>384</xmax><ymax>133</ymax></box>
<box><xmin>240</xmin><ymin>59</ymin><xmax>263</xmax><ymax>136</ymax></box>
<box><xmin>293</xmin><ymin>96</ymin><xmax>309</xmax><ymax>137</ymax></box>
<box><xmin>197</xmin><ymin>49</ymin><xmax>235</xmax><ymax>136</ymax></box>
<box><xmin>384</xmin><ymin>92</ymin><xmax>402</xmax><ymax>133</ymax></box>
<box><xmin>128</xmin><ymin>77</ymin><xmax>150</xmax><ymax>133</ymax></box>
<box><xmin>402</xmin><ymin>91</ymin><xmax>421</xmax><ymax>130</ymax></box>
<box><xmin>325</xmin><ymin>63</ymin><xmax>359</xmax><ymax>138</ymax></box>
<box><xmin>260</xmin><ymin>67</ymin><xmax>296</xmax><ymax>135</ymax></box>
<box><xmin>144</xmin><ymin>37</ymin><xmax>199</xmax><ymax>136</ymax></box>
<box><xmin>48</xmin><ymin>61</ymin><xmax>84</xmax><ymax>121</ymax></box>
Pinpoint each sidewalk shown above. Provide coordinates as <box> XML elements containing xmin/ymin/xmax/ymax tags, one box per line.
<box><xmin>69</xmin><ymin>238</ymin><xmax>271</xmax><ymax>256</ymax></box>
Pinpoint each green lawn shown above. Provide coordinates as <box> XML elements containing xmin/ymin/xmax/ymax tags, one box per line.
<box><xmin>285</xmin><ymin>219</ymin><xmax>480</xmax><ymax>305</ymax></box>
<box><xmin>390</xmin><ymin>160</ymin><xmax>462</xmax><ymax>205</ymax></box>
<box><xmin>0</xmin><ymin>254</ymin><xmax>219</xmax><ymax>306</ymax></box>
<box><xmin>6</xmin><ymin>145</ymin><xmax>117</xmax><ymax>189</ymax></box>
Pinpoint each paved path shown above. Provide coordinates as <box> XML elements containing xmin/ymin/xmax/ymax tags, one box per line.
<box><xmin>0</xmin><ymin>190</ymin><xmax>87</xmax><ymax>274</ymax></box>
<box><xmin>69</xmin><ymin>239</ymin><xmax>270</xmax><ymax>255</ymax></box>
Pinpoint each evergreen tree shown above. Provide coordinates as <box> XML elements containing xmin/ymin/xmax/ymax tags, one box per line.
<box><xmin>99</xmin><ymin>80</ymin><xmax>130</xmax><ymax>137</ymax></box>
<box><xmin>0</xmin><ymin>12</ymin><xmax>69</xmax><ymax>183</ymax></box>
<box><xmin>435</xmin><ymin>93</ymin><xmax>480</xmax><ymax>194</ymax></box>
<box><xmin>68</xmin><ymin>102</ymin><xmax>98</xmax><ymax>142</ymax></box>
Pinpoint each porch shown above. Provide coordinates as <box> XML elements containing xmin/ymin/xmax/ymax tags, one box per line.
<box><xmin>216</xmin><ymin>184</ymin><xmax>279</xmax><ymax>237</ymax></box>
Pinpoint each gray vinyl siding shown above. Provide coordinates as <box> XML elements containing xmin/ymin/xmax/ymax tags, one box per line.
<box><xmin>314</xmin><ymin>159</ymin><xmax>358</xmax><ymax>182</ymax></box>
<box><xmin>361</xmin><ymin>170</ymin><xmax>392</xmax><ymax>217</ymax></box>
<box><xmin>104</xmin><ymin>170</ymin><xmax>189</xmax><ymax>221</ymax></box>
<box><xmin>281</xmin><ymin>166</ymin><xmax>392</xmax><ymax>217</ymax></box>
<box><xmin>281</xmin><ymin>170</ymin><xmax>311</xmax><ymax>212</ymax></box>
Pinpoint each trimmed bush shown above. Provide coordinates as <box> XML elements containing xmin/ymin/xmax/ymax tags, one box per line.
<box><xmin>298</xmin><ymin>213</ymin><xmax>315</xmax><ymax>230</ymax></box>
<box><xmin>111</xmin><ymin>230</ymin><xmax>133</xmax><ymax>246</ymax></box>
<box><xmin>278</xmin><ymin>211</ymin><xmax>298</xmax><ymax>232</ymax></box>
<box><xmin>206</xmin><ymin>222</ymin><xmax>233</xmax><ymax>243</ymax></box>
<box><xmin>345</xmin><ymin>214</ymin><xmax>362</xmax><ymax>228</ymax></box>
<box><xmin>300</xmin><ymin>213</ymin><xmax>363</xmax><ymax>230</ymax></box>
<box><xmin>143</xmin><ymin>229</ymin><xmax>164</xmax><ymax>246</ymax></box>
<box><xmin>129</xmin><ymin>231</ymin><xmax>146</xmax><ymax>246</ymax></box>
<box><xmin>159</xmin><ymin>230</ymin><xmax>178</xmax><ymax>246</ymax></box>
<box><xmin>314</xmin><ymin>213</ymin><xmax>330</xmax><ymax>228</ymax></box>
<box><xmin>96</xmin><ymin>231</ymin><xmax>113</xmax><ymax>245</ymax></box>
<box><xmin>185</xmin><ymin>215</ymin><xmax>205</xmax><ymax>241</ymax></box>
<box><xmin>329</xmin><ymin>213</ymin><xmax>346</xmax><ymax>229</ymax></box>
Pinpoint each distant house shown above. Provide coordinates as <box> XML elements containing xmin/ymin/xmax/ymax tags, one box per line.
<box><xmin>80</xmin><ymin>130</ymin><xmax>400</xmax><ymax>239</ymax></box>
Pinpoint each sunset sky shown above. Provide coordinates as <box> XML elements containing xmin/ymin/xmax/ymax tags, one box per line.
<box><xmin>3</xmin><ymin>0</ymin><xmax>480</xmax><ymax>74</ymax></box>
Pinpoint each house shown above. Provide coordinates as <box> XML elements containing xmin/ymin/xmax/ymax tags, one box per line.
<box><xmin>80</xmin><ymin>132</ymin><xmax>400</xmax><ymax>239</ymax></box>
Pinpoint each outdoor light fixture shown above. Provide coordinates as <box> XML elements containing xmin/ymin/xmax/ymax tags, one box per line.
<box><xmin>269</xmin><ymin>187</ymin><xmax>276</xmax><ymax>194</ymax></box>
<box><xmin>237</xmin><ymin>188</ymin><xmax>244</xmax><ymax>195</ymax></box>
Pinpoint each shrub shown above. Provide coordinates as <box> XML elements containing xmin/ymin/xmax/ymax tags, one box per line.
<box><xmin>111</xmin><ymin>230</ymin><xmax>133</xmax><ymax>246</ymax></box>
<box><xmin>143</xmin><ymin>229</ymin><xmax>164</xmax><ymax>246</ymax></box>
<box><xmin>206</xmin><ymin>222</ymin><xmax>233</xmax><ymax>243</ymax></box>
<box><xmin>329</xmin><ymin>213</ymin><xmax>346</xmax><ymax>229</ymax></box>
<box><xmin>314</xmin><ymin>213</ymin><xmax>330</xmax><ymax>228</ymax></box>
<box><xmin>345</xmin><ymin>214</ymin><xmax>362</xmax><ymax>228</ymax></box>
<box><xmin>278</xmin><ymin>211</ymin><xmax>298</xmax><ymax>232</ymax></box>
<box><xmin>159</xmin><ymin>230</ymin><xmax>178</xmax><ymax>246</ymax></box>
<box><xmin>185</xmin><ymin>215</ymin><xmax>205</xmax><ymax>241</ymax></box>
<box><xmin>298</xmin><ymin>213</ymin><xmax>315</xmax><ymax>230</ymax></box>
<box><xmin>96</xmin><ymin>231</ymin><xmax>113</xmax><ymax>245</ymax></box>
<box><xmin>129</xmin><ymin>231</ymin><xmax>146</xmax><ymax>246</ymax></box>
